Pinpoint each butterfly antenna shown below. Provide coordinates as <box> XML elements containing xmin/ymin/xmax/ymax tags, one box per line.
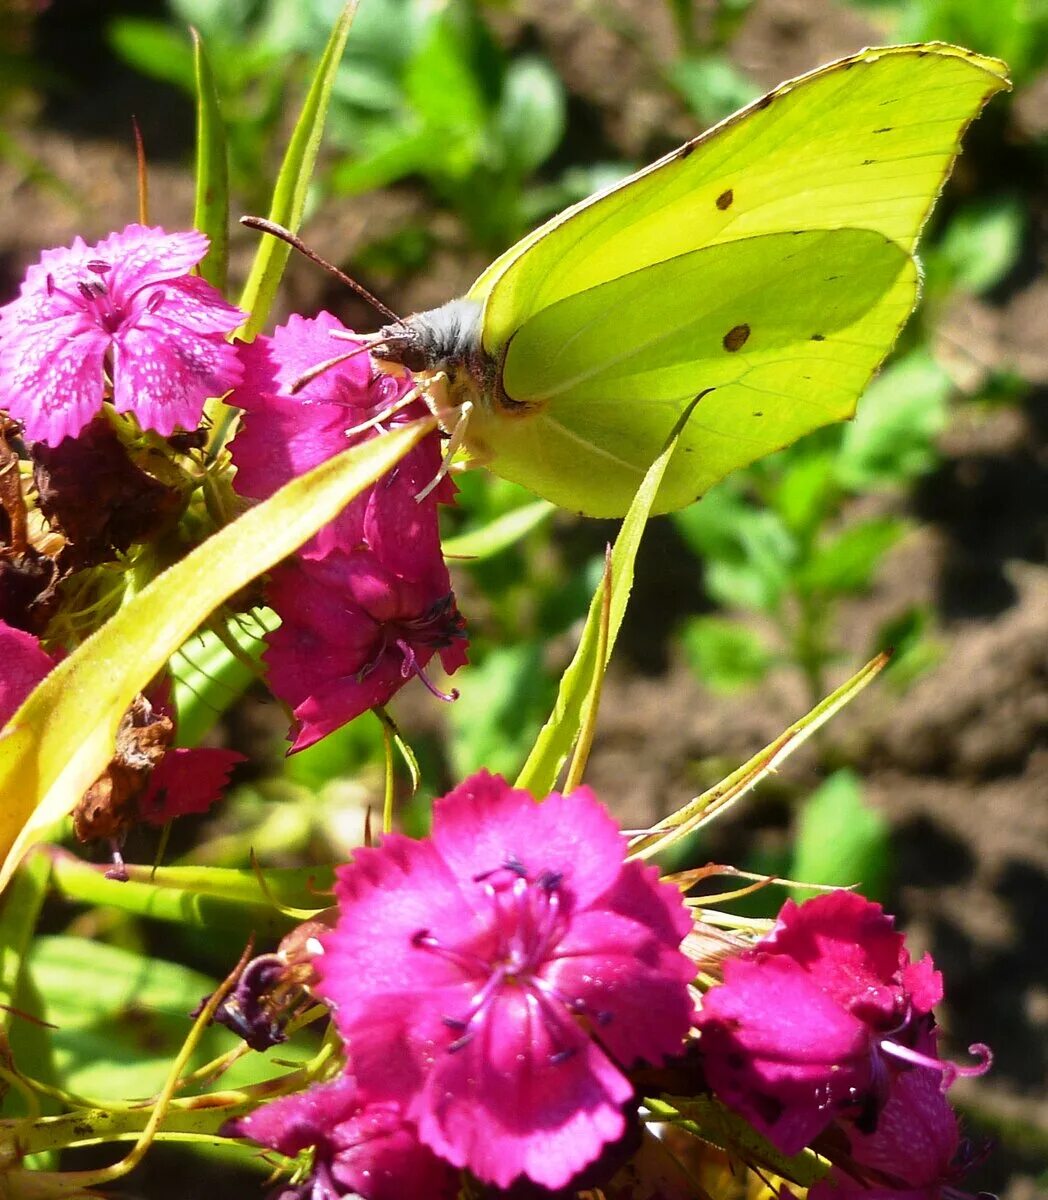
<box><xmin>289</xmin><ymin>344</ymin><xmax>377</xmax><ymax>394</ymax></box>
<box><xmin>240</xmin><ymin>216</ymin><xmax>402</xmax><ymax>324</ymax></box>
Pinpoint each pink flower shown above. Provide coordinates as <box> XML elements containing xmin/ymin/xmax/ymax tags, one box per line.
<box><xmin>0</xmin><ymin>224</ymin><xmax>243</xmax><ymax>445</ymax></box>
<box><xmin>229</xmin><ymin>312</ymin><xmax>468</xmax><ymax>747</ymax></box>
<box><xmin>137</xmin><ymin>746</ymin><xmax>243</xmax><ymax>825</ymax></box>
<box><xmin>264</xmin><ymin>549</ymin><xmax>467</xmax><ymax>751</ymax></box>
<box><xmin>229</xmin><ymin>311</ymin><xmax>451</xmax><ymax>561</ymax></box>
<box><xmin>227</xmin><ymin>1072</ymin><xmax>458</xmax><ymax>1200</ymax></box>
<box><xmin>810</xmin><ymin>1031</ymin><xmax>986</xmax><ymax>1200</ymax></box>
<box><xmin>0</xmin><ymin>618</ymin><xmax>53</xmax><ymax>727</ymax></box>
<box><xmin>316</xmin><ymin>772</ymin><xmax>695</xmax><ymax>1190</ymax></box>
<box><xmin>694</xmin><ymin>891</ymin><xmax>969</xmax><ymax>1155</ymax></box>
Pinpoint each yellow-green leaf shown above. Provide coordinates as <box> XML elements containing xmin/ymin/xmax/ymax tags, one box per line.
<box><xmin>237</xmin><ymin>1</ymin><xmax>357</xmax><ymax>337</ymax></box>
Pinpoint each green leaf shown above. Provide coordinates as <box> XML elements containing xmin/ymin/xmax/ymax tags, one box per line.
<box><xmin>0</xmin><ymin>854</ymin><xmax>49</xmax><ymax>1029</ymax></box>
<box><xmin>237</xmin><ymin>1</ymin><xmax>357</xmax><ymax>337</ymax></box>
<box><xmin>402</xmin><ymin>10</ymin><xmax>484</xmax><ymax>179</ymax></box>
<box><xmin>933</xmin><ymin>195</ymin><xmax>1024</xmax><ymax>294</ymax></box>
<box><xmin>669</xmin><ymin>53</ymin><xmax>761</xmax><ymax>124</ymax></box>
<box><xmin>1</xmin><ymin>856</ymin><xmax>58</xmax><ymax>1118</ymax></box>
<box><xmin>681</xmin><ymin>616</ymin><xmax>774</xmax><ymax>692</ymax></box>
<box><xmin>192</xmin><ymin>29</ymin><xmax>230</xmax><ymax>292</ymax></box>
<box><xmin>790</xmin><ymin>769</ymin><xmax>891</xmax><ymax>900</ymax></box>
<box><xmin>674</xmin><ymin>489</ymin><xmax>796</xmax><ymax>614</ymax></box>
<box><xmin>450</xmin><ymin>642</ymin><xmax>553</xmax><ymax>780</ymax></box>
<box><xmin>836</xmin><ymin>351</ymin><xmax>952</xmax><ymax>490</ymax></box>
<box><xmin>24</xmin><ymin>937</ymin><xmax>309</xmax><ymax>1100</ymax></box>
<box><xmin>0</xmin><ymin>418</ymin><xmax>433</xmax><ymax>894</ymax></box>
<box><xmin>515</xmin><ymin>402</ymin><xmax>698</xmax><ymax>796</ymax></box>
<box><xmin>769</xmin><ymin>448</ymin><xmax>840</xmax><ymax>538</ymax></box>
<box><xmin>171</xmin><ymin>608</ymin><xmax>278</xmax><ymax>748</ymax></box>
<box><xmin>107</xmin><ymin>18</ymin><xmax>196</xmax><ymax>92</ymax></box>
<box><xmin>630</xmin><ymin>653</ymin><xmax>890</xmax><ymax>860</ymax></box>
<box><xmin>497</xmin><ymin>57</ymin><xmax>566</xmax><ymax>176</ymax></box>
<box><xmin>796</xmin><ymin>516</ymin><xmax>907</xmax><ymax>596</ymax></box>
<box><xmin>648</xmin><ymin>1094</ymin><xmax>828</xmax><ymax>1188</ymax></box>
<box><xmin>441</xmin><ymin>499</ymin><xmax>554</xmax><ymax>560</ymax></box>
<box><xmin>46</xmin><ymin>851</ymin><xmax>329</xmax><ymax>937</ymax></box>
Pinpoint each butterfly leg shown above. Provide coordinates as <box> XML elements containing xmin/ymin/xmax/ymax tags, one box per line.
<box><xmin>415</xmin><ymin>399</ymin><xmax>475</xmax><ymax>502</ymax></box>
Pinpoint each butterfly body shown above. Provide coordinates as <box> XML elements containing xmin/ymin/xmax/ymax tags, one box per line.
<box><xmin>374</xmin><ymin>43</ymin><xmax>1010</xmax><ymax>517</ymax></box>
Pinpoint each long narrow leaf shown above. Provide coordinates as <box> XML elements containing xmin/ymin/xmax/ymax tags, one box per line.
<box><xmin>628</xmin><ymin>652</ymin><xmax>891</xmax><ymax>860</ymax></box>
<box><xmin>0</xmin><ymin>418</ymin><xmax>434</xmax><ymax>893</ymax></box>
<box><xmin>191</xmin><ymin>28</ymin><xmax>229</xmax><ymax>292</ymax></box>
<box><xmin>46</xmin><ymin>852</ymin><xmax>330</xmax><ymax>937</ymax></box>
<box><xmin>515</xmin><ymin>400</ymin><xmax>702</xmax><ymax>796</ymax></box>
<box><xmin>0</xmin><ymin>853</ymin><xmax>50</xmax><ymax>1026</ymax></box>
<box><xmin>441</xmin><ymin>500</ymin><xmax>554</xmax><ymax>560</ymax></box>
<box><xmin>237</xmin><ymin>1</ymin><xmax>357</xmax><ymax>336</ymax></box>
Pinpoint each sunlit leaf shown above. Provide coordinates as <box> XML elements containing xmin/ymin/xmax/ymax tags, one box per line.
<box><xmin>237</xmin><ymin>1</ymin><xmax>357</xmax><ymax>336</ymax></box>
<box><xmin>441</xmin><ymin>499</ymin><xmax>554</xmax><ymax>560</ymax></box>
<box><xmin>790</xmin><ymin>769</ymin><xmax>891</xmax><ymax>901</ymax></box>
<box><xmin>630</xmin><ymin>653</ymin><xmax>891</xmax><ymax>859</ymax></box>
<box><xmin>682</xmin><ymin>616</ymin><xmax>775</xmax><ymax>692</ymax></box>
<box><xmin>192</xmin><ymin>28</ymin><xmax>230</xmax><ymax>292</ymax></box>
<box><xmin>515</xmin><ymin>401</ymin><xmax>700</xmax><ymax>796</ymax></box>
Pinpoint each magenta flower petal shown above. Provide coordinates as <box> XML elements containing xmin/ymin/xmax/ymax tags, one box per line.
<box><xmin>760</xmin><ymin>891</ymin><xmax>934</xmax><ymax>1024</ymax></box>
<box><xmin>697</xmin><ymin>953</ymin><xmax>871</xmax><ymax>1154</ymax></box>
<box><xmin>316</xmin><ymin>774</ymin><xmax>694</xmax><ymax>1190</ymax></box>
<box><xmin>264</xmin><ymin>550</ymin><xmax>466</xmax><ymax>751</ymax></box>
<box><xmin>91</xmin><ymin>225</ymin><xmax>210</xmax><ymax>285</ymax></box>
<box><xmin>112</xmin><ymin>315</ymin><xmax>242</xmax><ymax>436</ymax></box>
<box><xmin>430</xmin><ymin>776</ymin><xmax>628</xmax><ymax>907</ymax></box>
<box><xmin>0</xmin><ymin>224</ymin><xmax>243</xmax><ymax>445</ymax></box>
<box><xmin>138</xmin><ymin>747</ymin><xmax>243</xmax><ymax>825</ymax></box>
<box><xmin>228</xmin><ymin>311</ymin><xmax>449</xmax><ymax>564</ymax></box>
<box><xmin>0</xmin><ymin>312</ymin><xmax>109</xmax><ymax>445</ymax></box>
<box><xmin>416</xmin><ymin>985</ymin><xmax>632</xmax><ymax>1189</ymax></box>
<box><xmin>696</xmin><ymin>891</ymin><xmax>956</xmax><ymax>1156</ymax></box>
<box><xmin>810</xmin><ymin>1032</ymin><xmax>976</xmax><ymax>1200</ymax></box>
<box><xmin>0</xmin><ymin>620</ymin><xmax>55</xmax><ymax>727</ymax></box>
<box><xmin>229</xmin><ymin>1072</ymin><xmax>458</xmax><ymax>1200</ymax></box>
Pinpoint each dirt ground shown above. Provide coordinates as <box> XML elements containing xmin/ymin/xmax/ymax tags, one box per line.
<box><xmin>1</xmin><ymin>0</ymin><xmax>1045</xmax><ymax>1195</ymax></box>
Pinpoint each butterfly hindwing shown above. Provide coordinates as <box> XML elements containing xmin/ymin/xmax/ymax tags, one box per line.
<box><xmin>470</xmin><ymin>228</ymin><xmax>916</xmax><ymax>515</ymax></box>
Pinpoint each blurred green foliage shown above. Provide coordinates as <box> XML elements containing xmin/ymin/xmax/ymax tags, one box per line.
<box><xmin>846</xmin><ymin>0</ymin><xmax>1048</xmax><ymax>84</ymax></box>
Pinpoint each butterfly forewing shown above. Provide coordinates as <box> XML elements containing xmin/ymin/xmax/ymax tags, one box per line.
<box><xmin>472</xmin><ymin>44</ymin><xmax>1008</xmax><ymax>356</ymax></box>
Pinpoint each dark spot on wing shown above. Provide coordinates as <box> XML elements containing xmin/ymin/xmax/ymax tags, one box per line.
<box><xmin>862</xmin><ymin>158</ymin><xmax>875</xmax><ymax>165</ymax></box>
<box><xmin>723</xmin><ymin>324</ymin><xmax>750</xmax><ymax>352</ymax></box>
<box><xmin>678</xmin><ymin>140</ymin><xmax>697</xmax><ymax>160</ymax></box>
<box><xmin>811</xmin><ymin>333</ymin><xmax>825</xmax><ymax>341</ymax></box>
<box><xmin>917</xmin><ymin>49</ymin><xmax>928</xmax><ymax>57</ymax></box>
<box><xmin>755</xmin><ymin>94</ymin><xmax>774</xmax><ymax>111</ymax></box>
<box><xmin>716</xmin><ymin>188</ymin><xmax>734</xmax><ymax>210</ymax></box>
<box><xmin>873</xmin><ymin>126</ymin><xmax>893</xmax><ymax>133</ymax></box>
<box><xmin>753</xmin><ymin>411</ymin><xmax>763</xmax><ymax>417</ymax></box>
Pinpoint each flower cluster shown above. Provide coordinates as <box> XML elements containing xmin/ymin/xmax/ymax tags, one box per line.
<box><xmin>228</xmin><ymin>311</ymin><xmax>468</xmax><ymax>750</ymax></box>
<box><xmin>233</xmin><ymin>772</ymin><xmax>695</xmax><ymax>1194</ymax></box>
<box><xmin>0</xmin><ymin>224</ymin><xmax>994</xmax><ymax>1200</ymax></box>
<box><xmin>696</xmin><ymin>890</ymin><xmax>991</xmax><ymax>1196</ymax></box>
<box><xmin>233</xmin><ymin>780</ymin><xmax>991</xmax><ymax>1200</ymax></box>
